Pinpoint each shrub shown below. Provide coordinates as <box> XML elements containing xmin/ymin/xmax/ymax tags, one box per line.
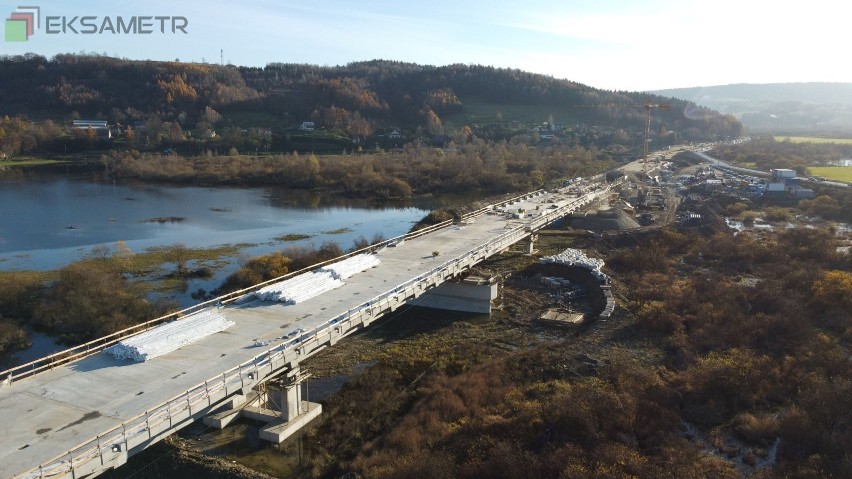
<box><xmin>726</xmin><ymin>201</ymin><xmax>750</xmax><ymax>216</ymax></box>
<box><xmin>36</xmin><ymin>260</ymin><xmax>168</xmax><ymax>344</ymax></box>
<box><xmin>763</xmin><ymin>206</ymin><xmax>791</xmax><ymax>222</ymax></box>
<box><xmin>216</xmin><ymin>251</ymin><xmax>291</xmax><ymax>293</ymax></box>
<box><xmin>732</xmin><ymin>412</ymin><xmax>780</xmax><ymax>446</ymax></box>
<box><xmin>0</xmin><ymin>319</ymin><xmax>30</xmax><ymax>358</ymax></box>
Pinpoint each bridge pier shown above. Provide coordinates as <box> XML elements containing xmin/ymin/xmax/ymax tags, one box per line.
<box><xmin>268</xmin><ymin>368</ymin><xmax>313</xmax><ymax>423</ymax></box>
<box><xmin>526</xmin><ymin>234</ymin><xmax>538</xmax><ymax>255</ymax></box>
<box><xmin>203</xmin><ymin>367</ymin><xmax>322</xmax><ymax>444</ymax></box>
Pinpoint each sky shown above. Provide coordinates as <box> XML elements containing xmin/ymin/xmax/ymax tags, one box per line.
<box><xmin>2</xmin><ymin>0</ymin><xmax>849</xmax><ymax>91</ymax></box>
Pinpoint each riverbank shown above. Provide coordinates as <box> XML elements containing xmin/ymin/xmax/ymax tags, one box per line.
<box><xmin>0</xmin><ymin>158</ymin><xmax>69</xmax><ymax>168</ymax></box>
<box><xmin>98</xmin><ymin>142</ymin><xmax>609</xmax><ymax>198</ymax></box>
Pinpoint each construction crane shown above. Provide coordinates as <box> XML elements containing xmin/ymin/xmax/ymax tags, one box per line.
<box><xmin>639</xmin><ymin>101</ymin><xmax>671</xmax><ymax>173</ymax></box>
<box><xmin>573</xmin><ymin>100</ymin><xmax>671</xmax><ymax>173</ymax></box>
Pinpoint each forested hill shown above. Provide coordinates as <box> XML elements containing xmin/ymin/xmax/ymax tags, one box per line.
<box><xmin>652</xmin><ymin>82</ymin><xmax>852</xmax><ymax>134</ymax></box>
<box><xmin>0</xmin><ymin>54</ymin><xmax>740</xmax><ymax>154</ymax></box>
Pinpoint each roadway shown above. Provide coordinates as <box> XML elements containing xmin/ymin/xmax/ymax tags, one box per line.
<box><xmin>0</xmin><ymin>180</ymin><xmax>609</xmax><ymax>479</ymax></box>
<box><xmin>694</xmin><ymin>149</ymin><xmax>851</xmax><ymax>189</ymax></box>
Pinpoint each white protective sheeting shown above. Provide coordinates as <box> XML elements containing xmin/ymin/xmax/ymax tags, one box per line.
<box><xmin>254</xmin><ymin>271</ymin><xmax>344</xmax><ymax>304</ymax></box>
<box><xmin>320</xmin><ymin>253</ymin><xmax>380</xmax><ymax>280</ymax></box>
<box><xmin>541</xmin><ymin>248</ymin><xmax>609</xmax><ymax>283</ymax></box>
<box><xmin>104</xmin><ymin>308</ymin><xmax>234</xmax><ymax>362</ymax></box>
<box><xmin>253</xmin><ymin>254</ymin><xmax>379</xmax><ymax>304</ymax></box>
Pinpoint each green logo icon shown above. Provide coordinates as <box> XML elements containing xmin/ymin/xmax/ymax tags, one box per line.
<box><xmin>5</xmin><ymin>19</ymin><xmax>27</xmax><ymax>42</ymax></box>
<box><xmin>6</xmin><ymin>7</ymin><xmax>39</xmax><ymax>42</ymax></box>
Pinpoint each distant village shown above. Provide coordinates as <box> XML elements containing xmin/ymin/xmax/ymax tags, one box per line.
<box><xmin>50</xmin><ymin>115</ymin><xmax>668</xmax><ymax>159</ymax></box>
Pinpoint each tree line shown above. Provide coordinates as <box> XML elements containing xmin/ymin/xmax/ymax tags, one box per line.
<box><xmin>1</xmin><ymin>54</ymin><xmax>742</xmax><ymax>158</ymax></box>
<box><xmin>101</xmin><ymin>139</ymin><xmax>614</xmax><ymax>197</ymax></box>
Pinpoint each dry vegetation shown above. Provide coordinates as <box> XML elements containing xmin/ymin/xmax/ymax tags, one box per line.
<box><xmin>0</xmin><ymin>257</ymin><xmax>175</xmax><ymax>349</ymax></box>
<box><xmin>101</xmin><ymin>140</ymin><xmax>610</xmax><ymax>198</ymax></box>
<box><xmin>0</xmin><ymin>244</ymin><xmax>239</xmax><ymax>355</ymax></box>
<box><xmin>291</xmin><ymin>209</ymin><xmax>851</xmax><ymax>478</ymax></box>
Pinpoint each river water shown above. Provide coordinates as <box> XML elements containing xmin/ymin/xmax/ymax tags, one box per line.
<box><xmin>0</xmin><ymin>168</ymin><xmax>435</xmax><ymax>271</ymax></box>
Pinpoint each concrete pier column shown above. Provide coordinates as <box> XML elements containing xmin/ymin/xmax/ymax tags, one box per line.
<box><xmin>526</xmin><ymin>234</ymin><xmax>538</xmax><ymax>255</ymax></box>
<box><xmin>272</xmin><ymin>369</ymin><xmax>304</xmax><ymax>421</ymax></box>
<box><xmin>257</xmin><ymin>368</ymin><xmax>323</xmax><ymax>444</ymax></box>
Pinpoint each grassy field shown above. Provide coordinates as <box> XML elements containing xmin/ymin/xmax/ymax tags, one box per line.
<box><xmin>129</xmin><ymin>244</ymin><xmax>247</xmax><ymax>276</ymax></box>
<box><xmin>274</xmin><ymin>233</ymin><xmax>313</xmax><ymax>242</ymax></box>
<box><xmin>775</xmin><ymin>136</ymin><xmax>852</xmax><ymax>144</ymax></box>
<box><xmin>0</xmin><ymin>158</ymin><xmax>66</xmax><ymax>167</ymax></box>
<box><xmin>807</xmin><ymin>166</ymin><xmax>852</xmax><ymax>182</ymax></box>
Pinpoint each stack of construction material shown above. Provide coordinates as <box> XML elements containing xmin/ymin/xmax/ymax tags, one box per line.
<box><xmin>254</xmin><ymin>271</ymin><xmax>344</xmax><ymax>304</ymax></box>
<box><xmin>541</xmin><ymin>248</ymin><xmax>605</xmax><ymax>271</ymax></box>
<box><xmin>320</xmin><ymin>253</ymin><xmax>380</xmax><ymax>280</ymax></box>
<box><xmin>541</xmin><ymin>248</ymin><xmax>608</xmax><ymax>283</ymax></box>
<box><xmin>104</xmin><ymin>309</ymin><xmax>234</xmax><ymax>362</ymax></box>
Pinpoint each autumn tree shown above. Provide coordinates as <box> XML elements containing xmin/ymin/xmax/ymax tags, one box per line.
<box><xmin>0</xmin><ymin>320</ymin><xmax>29</xmax><ymax>358</ymax></box>
<box><xmin>424</xmin><ymin>108</ymin><xmax>443</xmax><ymax>135</ymax></box>
<box><xmin>215</xmin><ymin>252</ymin><xmax>291</xmax><ymax>293</ymax></box>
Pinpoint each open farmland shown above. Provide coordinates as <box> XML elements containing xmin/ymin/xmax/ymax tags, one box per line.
<box><xmin>807</xmin><ymin>166</ymin><xmax>852</xmax><ymax>182</ymax></box>
<box><xmin>775</xmin><ymin>136</ymin><xmax>852</xmax><ymax>144</ymax></box>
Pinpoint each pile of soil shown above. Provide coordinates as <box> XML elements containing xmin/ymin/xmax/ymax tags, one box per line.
<box><xmin>569</xmin><ymin>207</ymin><xmax>640</xmax><ymax>231</ymax></box>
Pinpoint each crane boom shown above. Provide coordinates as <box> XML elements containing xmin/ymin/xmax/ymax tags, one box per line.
<box><xmin>573</xmin><ymin>100</ymin><xmax>671</xmax><ymax>173</ymax></box>
<box><xmin>641</xmin><ymin>102</ymin><xmax>671</xmax><ymax>173</ymax></box>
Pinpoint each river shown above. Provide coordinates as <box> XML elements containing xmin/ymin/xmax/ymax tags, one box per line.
<box><xmin>0</xmin><ymin>168</ymin><xmax>437</xmax><ymax>272</ymax></box>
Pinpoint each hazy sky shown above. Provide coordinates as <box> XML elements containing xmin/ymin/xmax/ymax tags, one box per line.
<box><xmin>3</xmin><ymin>0</ymin><xmax>848</xmax><ymax>91</ymax></box>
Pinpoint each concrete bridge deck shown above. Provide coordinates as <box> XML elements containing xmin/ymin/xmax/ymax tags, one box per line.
<box><xmin>0</xmin><ymin>180</ymin><xmax>610</xmax><ymax>479</ymax></box>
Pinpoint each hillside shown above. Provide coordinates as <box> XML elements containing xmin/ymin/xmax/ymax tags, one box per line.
<box><xmin>652</xmin><ymin>82</ymin><xmax>852</xmax><ymax>135</ymax></box>
<box><xmin>0</xmin><ymin>54</ymin><xmax>740</xmax><ymax>157</ymax></box>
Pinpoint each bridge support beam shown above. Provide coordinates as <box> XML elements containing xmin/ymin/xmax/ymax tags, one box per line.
<box><xmin>409</xmin><ymin>276</ymin><xmax>499</xmax><ymax>314</ymax></box>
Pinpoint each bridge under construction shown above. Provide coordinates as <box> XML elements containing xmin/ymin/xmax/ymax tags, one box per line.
<box><xmin>1</xmin><ymin>178</ymin><xmax>614</xmax><ymax>479</ymax></box>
